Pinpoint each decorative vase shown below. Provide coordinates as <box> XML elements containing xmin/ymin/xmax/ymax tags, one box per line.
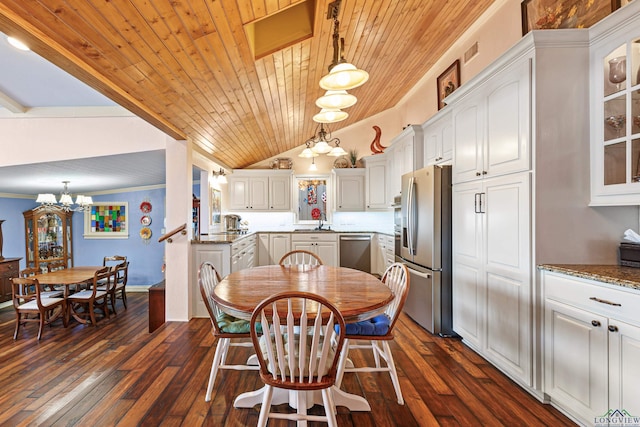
<box><xmin>0</xmin><ymin>219</ymin><xmax>4</xmax><ymax>260</ymax></box>
<box><xmin>608</xmin><ymin>56</ymin><xmax>626</xmax><ymax>90</ymax></box>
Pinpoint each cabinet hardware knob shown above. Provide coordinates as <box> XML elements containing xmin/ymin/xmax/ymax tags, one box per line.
<box><xmin>591</xmin><ymin>320</ymin><xmax>601</xmax><ymax>327</ymax></box>
<box><xmin>476</xmin><ymin>172</ymin><xmax>481</xmax><ymax>176</ymax></box>
<box><xmin>589</xmin><ymin>296</ymin><xmax>622</xmax><ymax>306</ymax></box>
<box><xmin>482</xmin><ymin>171</ymin><xmax>487</xmax><ymax>175</ymax></box>
<box><xmin>608</xmin><ymin>325</ymin><xmax>619</xmax><ymax>332</ymax></box>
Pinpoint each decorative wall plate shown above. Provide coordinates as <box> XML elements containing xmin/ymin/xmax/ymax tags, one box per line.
<box><xmin>140</xmin><ymin>227</ymin><xmax>152</xmax><ymax>240</ymax></box>
<box><xmin>333</xmin><ymin>157</ymin><xmax>350</xmax><ymax>168</ymax></box>
<box><xmin>140</xmin><ymin>201</ymin><xmax>152</xmax><ymax>213</ymax></box>
<box><xmin>140</xmin><ymin>215</ymin><xmax>152</xmax><ymax>226</ymax></box>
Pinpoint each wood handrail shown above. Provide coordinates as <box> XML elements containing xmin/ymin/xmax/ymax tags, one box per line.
<box><xmin>158</xmin><ymin>223</ymin><xmax>187</xmax><ymax>243</ymax></box>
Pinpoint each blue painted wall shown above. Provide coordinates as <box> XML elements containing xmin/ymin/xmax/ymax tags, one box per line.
<box><xmin>0</xmin><ymin>187</ymin><xmax>167</xmax><ymax>287</ymax></box>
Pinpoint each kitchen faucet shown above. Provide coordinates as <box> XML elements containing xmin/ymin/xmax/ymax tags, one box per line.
<box><xmin>316</xmin><ymin>212</ymin><xmax>325</xmax><ymax>230</ymax></box>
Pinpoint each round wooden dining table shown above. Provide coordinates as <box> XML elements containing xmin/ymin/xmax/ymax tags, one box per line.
<box><xmin>212</xmin><ymin>264</ymin><xmax>394</xmax><ymax>412</ymax></box>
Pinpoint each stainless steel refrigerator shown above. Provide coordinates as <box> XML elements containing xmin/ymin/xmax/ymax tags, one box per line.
<box><xmin>398</xmin><ymin>164</ymin><xmax>454</xmax><ymax>336</ymax></box>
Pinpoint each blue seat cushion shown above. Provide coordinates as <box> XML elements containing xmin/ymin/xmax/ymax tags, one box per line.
<box><xmin>336</xmin><ymin>314</ymin><xmax>391</xmax><ymax>336</ymax></box>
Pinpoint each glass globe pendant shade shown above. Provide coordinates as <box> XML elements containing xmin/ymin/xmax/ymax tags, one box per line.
<box><xmin>319</xmin><ymin>62</ymin><xmax>369</xmax><ymax>91</ymax></box>
<box><xmin>313</xmin><ymin>108</ymin><xmax>348</xmax><ymax>123</ymax></box>
<box><xmin>311</xmin><ymin>139</ymin><xmax>332</xmax><ymax>154</ymax></box>
<box><xmin>309</xmin><ymin>158</ymin><xmax>318</xmax><ymax>171</ymax></box>
<box><xmin>298</xmin><ymin>144</ymin><xmax>319</xmax><ymax>158</ymax></box>
<box><xmin>327</xmin><ymin>144</ymin><xmax>348</xmax><ymax>157</ymax></box>
<box><xmin>315</xmin><ymin>90</ymin><xmax>357</xmax><ymax>110</ymax></box>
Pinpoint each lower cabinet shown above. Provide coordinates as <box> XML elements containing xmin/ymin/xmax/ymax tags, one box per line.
<box><xmin>192</xmin><ymin>244</ymin><xmax>231</xmax><ymax>317</ymax></box>
<box><xmin>373</xmin><ymin>234</ymin><xmax>395</xmax><ymax>276</ymax></box>
<box><xmin>291</xmin><ymin>233</ymin><xmax>338</xmax><ymax>266</ymax></box>
<box><xmin>257</xmin><ymin>234</ymin><xmax>270</xmax><ymax>266</ymax></box>
<box><xmin>543</xmin><ymin>271</ymin><xmax>640</xmax><ymax>425</ymax></box>
<box><xmin>0</xmin><ymin>258</ymin><xmax>21</xmax><ymax>303</ymax></box>
<box><xmin>269</xmin><ymin>233</ymin><xmax>291</xmax><ymax>265</ymax></box>
<box><xmin>231</xmin><ymin>235</ymin><xmax>256</xmax><ymax>272</ymax></box>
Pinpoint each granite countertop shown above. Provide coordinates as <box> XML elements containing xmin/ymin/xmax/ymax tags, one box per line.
<box><xmin>538</xmin><ymin>264</ymin><xmax>640</xmax><ymax>291</ymax></box>
<box><xmin>192</xmin><ymin>230</ymin><xmax>387</xmax><ymax>244</ymax></box>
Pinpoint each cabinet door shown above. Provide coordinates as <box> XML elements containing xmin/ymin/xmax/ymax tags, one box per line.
<box><xmin>484</xmin><ymin>60</ymin><xmax>530</xmax><ymax>178</ymax></box>
<box><xmin>269</xmin><ymin>176</ymin><xmax>290</xmax><ymax>210</ymax></box>
<box><xmin>365</xmin><ymin>158</ymin><xmax>388</xmax><ymax>209</ymax></box>
<box><xmin>453</xmin><ymin>96</ymin><xmax>484</xmax><ymax>183</ymax></box>
<box><xmin>269</xmin><ymin>234</ymin><xmax>291</xmax><ymax>265</ymax></box>
<box><xmin>315</xmin><ymin>241</ymin><xmax>338</xmax><ymax>267</ymax></box>
<box><xmin>483</xmin><ymin>173</ymin><xmax>531</xmax><ymax>384</ymax></box>
<box><xmin>544</xmin><ymin>299</ymin><xmax>608</xmax><ymax>422</ymax></box>
<box><xmin>249</xmin><ymin>177</ymin><xmax>269</xmax><ymax>210</ymax></box>
<box><xmin>258</xmin><ymin>234</ymin><xmax>270</xmax><ymax>265</ymax></box>
<box><xmin>193</xmin><ymin>246</ymin><xmax>229</xmax><ymax>317</ymax></box>
<box><xmin>336</xmin><ymin>174</ymin><xmax>365</xmax><ymax>211</ymax></box>
<box><xmin>452</xmin><ymin>180</ymin><xmax>484</xmax><ymax>349</ymax></box>
<box><xmin>228</xmin><ymin>177</ymin><xmax>250</xmax><ymax>210</ymax></box>
<box><xmin>609</xmin><ymin>319</ymin><xmax>640</xmax><ymax>418</ymax></box>
<box><xmin>291</xmin><ymin>241</ymin><xmax>314</xmax><ymax>253</ymax></box>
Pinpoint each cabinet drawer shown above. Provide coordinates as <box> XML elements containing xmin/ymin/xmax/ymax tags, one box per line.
<box><xmin>0</xmin><ymin>261</ymin><xmax>18</xmax><ymax>277</ymax></box>
<box><xmin>291</xmin><ymin>233</ymin><xmax>337</xmax><ymax>242</ymax></box>
<box><xmin>544</xmin><ymin>271</ymin><xmax>640</xmax><ymax>326</ymax></box>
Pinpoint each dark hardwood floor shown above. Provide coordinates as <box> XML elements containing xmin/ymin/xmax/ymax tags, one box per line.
<box><xmin>0</xmin><ymin>293</ymin><xmax>575</xmax><ymax>426</ymax></box>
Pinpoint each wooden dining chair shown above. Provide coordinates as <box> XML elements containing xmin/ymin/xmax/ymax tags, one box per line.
<box><xmin>279</xmin><ymin>249</ymin><xmax>323</xmax><ymax>266</ymax></box>
<box><xmin>20</xmin><ymin>267</ymin><xmax>63</xmax><ymax>298</ymax></box>
<box><xmin>97</xmin><ymin>261</ymin><xmax>129</xmax><ymax>314</ymax></box>
<box><xmin>250</xmin><ymin>291</ymin><xmax>346</xmax><ymax>427</ymax></box>
<box><xmin>334</xmin><ymin>262</ymin><xmax>410</xmax><ymax>404</ymax></box>
<box><xmin>198</xmin><ymin>261</ymin><xmax>259</xmax><ymax>402</ymax></box>
<box><xmin>103</xmin><ymin>255</ymin><xmax>127</xmax><ymax>268</ymax></box>
<box><xmin>67</xmin><ymin>266</ymin><xmax>112</xmax><ymax>326</ymax></box>
<box><xmin>11</xmin><ymin>277</ymin><xmax>67</xmax><ymax>340</ymax></box>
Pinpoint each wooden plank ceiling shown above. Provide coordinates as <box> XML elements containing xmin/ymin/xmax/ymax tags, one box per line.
<box><xmin>0</xmin><ymin>0</ymin><xmax>494</xmax><ymax>169</ymax></box>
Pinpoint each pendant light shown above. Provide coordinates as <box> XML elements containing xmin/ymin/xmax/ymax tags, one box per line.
<box><xmin>313</xmin><ymin>108</ymin><xmax>348</xmax><ymax>123</ymax></box>
<box><xmin>319</xmin><ymin>0</ymin><xmax>369</xmax><ymax>91</ymax></box>
<box><xmin>316</xmin><ymin>90</ymin><xmax>357</xmax><ymax>110</ymax></box>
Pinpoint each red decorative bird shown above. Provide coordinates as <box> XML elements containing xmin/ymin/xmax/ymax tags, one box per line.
<box><xmin>369</xmin><ymin>126</ymin><xmax>385</xmax><ymax>154</ymax></box>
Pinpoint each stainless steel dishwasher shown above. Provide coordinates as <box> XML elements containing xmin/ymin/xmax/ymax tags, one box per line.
<box><xmin>339</xmin><ymin>234</ymin><xmax>371</xmax><ymax>273</ymax></box>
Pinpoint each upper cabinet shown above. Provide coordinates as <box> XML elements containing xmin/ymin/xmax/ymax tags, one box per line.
<box><xmin>363</xmin><ymin>154</ymin><xmax>391</xmax><ymax>209</ymax></box>
<box><xmin>452</xmin><ymin>58</ymin><xmax>530</xmax><ymax>184</ymax></box>
<box><xmin>423</xmin><ymin>110</ymin><xmax>453</xmax><ymax>166</ymax></box>
<box><xmin>386</xmin><ymin>124</ymin><xmax>424</xmax><ymax>197</ymax></box>
<box><xmin>333</xmin><ymin>168</ymin><xmax>365</xmax><ymax>212</ymax></box>
<box><xmin>590</xmin><ymin>8</ymin><xmax>640</xmax><ymax>205</ymax></box>
<box><xmin>228</xmin><ymin>170</ymin><xmax>291</xmax><ymax>211</ymax></box>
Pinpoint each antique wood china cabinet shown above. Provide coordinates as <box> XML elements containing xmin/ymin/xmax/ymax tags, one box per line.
<box><xmin>23</xmin><ymin>209</ymin><xmax>73</xmax><ymax>273</ymax></box>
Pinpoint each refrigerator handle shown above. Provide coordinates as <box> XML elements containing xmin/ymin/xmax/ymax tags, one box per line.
<box><xmin>407</xmin><ymin>176</ymin><xmax>416</xmax><ymax>255</ymax></box>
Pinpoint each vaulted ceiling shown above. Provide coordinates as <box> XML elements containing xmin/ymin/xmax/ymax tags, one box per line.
<box><xmin>0</xmin><ymin>0</ymin><xmax>495</xmax><ymax>169</ymax></box>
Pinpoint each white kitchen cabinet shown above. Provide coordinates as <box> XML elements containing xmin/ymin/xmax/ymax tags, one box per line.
<box><xmin>363</xmin><ymin>154</ymin><xmax>390</xmax><ymax>210</ymax></box>
<box><xmin>386</xmin><ymin>124</ymin><xmax>424</xmax><ymax>198</ymax></box>
<box><xmin>452</xmin><ymin>172</ymin><xmax>531</xmax><ymax>385</ymax></box>
<box><xmin>423</xmin><ymin>110</ymin><xmax>453</xmax><ymax>166</ymax></box>
<box><xmin>192</xmin><ymin>244</ymin><xmax>231</xmax><ymax>317</ymax></box>
<box><xmin>333</xmin><ymin>169</ymin><xmax>365</xmax><ymax>212</ymax></box>
<box><xmin>291</xmin><ymin>233</ymin><xmax>338</xmax><ymax>266</ymax></box>
<box><xmin>228</xmin><ymin>170</ymin><xmax>291</xmax><ymax>211</ymax></box>
<box><xmin>374</xmin><ymin>233</ymin><xmax>396</xmax><ymax>276</ymax></box>
<box><xmin>589</xmin><ymin>5</ymin><xmax>640</xmax><ymax>206</ymax></box>
<box><xmin>452</xmin><ymin>57</ymin><xmax>530</xmax><ymax>184</ymax></box>
<box><xmin>257</xmin><ymin>233</ymin><xmax>270</xmax><ymax>266</ymax></box>
<box><xmin>231</xmin><ymin>234</ymin><xmax>256</xmax><ymax>272</ymax></box>
<box><xmin>542</xmin><ymin>270</ymin><xmax>640</xmax><ymax>425</ymax></box>
<box><xmin>268</xmin><ymin>233</ymin><xmax>291</xmax><ymax>265</ymax></box>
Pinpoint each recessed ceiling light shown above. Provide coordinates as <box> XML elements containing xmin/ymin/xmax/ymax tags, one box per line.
<box><xmin>7</xmin><ymin>36</ymin><xmax>30</xmax><ymax>51</ymax></box>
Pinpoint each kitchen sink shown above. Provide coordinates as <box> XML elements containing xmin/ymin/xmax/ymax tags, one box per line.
<box><xmin>293</xmin><ymin>228</ymin><xmax>336</xmax><ymax>232</ymax></box>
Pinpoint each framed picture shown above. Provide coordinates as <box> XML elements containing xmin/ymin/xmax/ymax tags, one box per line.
<box><xmin>436</xmin><ymin>60</ymin><xmax>460</xmax><ymax>110</ymax></box>
<box><xmin>83</xmin><ymin>202</ymin><xmax>129</xmax><ymax>239</ymax></box>
<box><xmin>521</xmin><ymin>0</ymin><xmax>620</xmax><ymax>35</ymax></box>
<box><xmin>211</xmin><ymin>188</ymin><xmax>221</xmax><ymax>225</ymax></box>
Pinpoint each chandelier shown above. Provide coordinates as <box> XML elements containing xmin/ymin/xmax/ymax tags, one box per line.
<box><xmin>35</xmin><ymin>181</ymin><xmax>93</xmax><ymax>212</ymax></box>
<box><xmin>298</xmin><ymin>123</ymin><xmax>347</xmax><ymax>158</ymax></box>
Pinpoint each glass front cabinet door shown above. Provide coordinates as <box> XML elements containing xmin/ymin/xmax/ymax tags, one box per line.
<box><xmin>591</xmin><ymin>31</ymin><xmax>640</xmax><ymax>205</ymax></box>
<box><xmin>23</xmin><ymin>209</ymin><xmax>73</xmax><ymax>273</ymax></box>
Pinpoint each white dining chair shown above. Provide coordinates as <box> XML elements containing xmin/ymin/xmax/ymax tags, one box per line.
<box><xmin>335</xmin><ymin>262</ymin><xmax>410</xmax><ymax>404</ymax></box>
<box><xmin>250</xmin><ymin>290</ymin><xmax>346</xmax><ymax>427</ymax></box>
<box><xmin>198</xmin><ymin>261</ymin><xmax>258</xmax><ymax>402</ymax></box>
<box><xmin>279</xmin><ymin>249</ymin><xmax>323</xmax><ymax>266</ymax></box>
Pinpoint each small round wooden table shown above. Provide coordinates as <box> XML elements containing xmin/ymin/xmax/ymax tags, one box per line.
<box><xmin>213</xmin><ymin>264</ymin><xmax>394</xmax><ymax>412</ymax></box>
